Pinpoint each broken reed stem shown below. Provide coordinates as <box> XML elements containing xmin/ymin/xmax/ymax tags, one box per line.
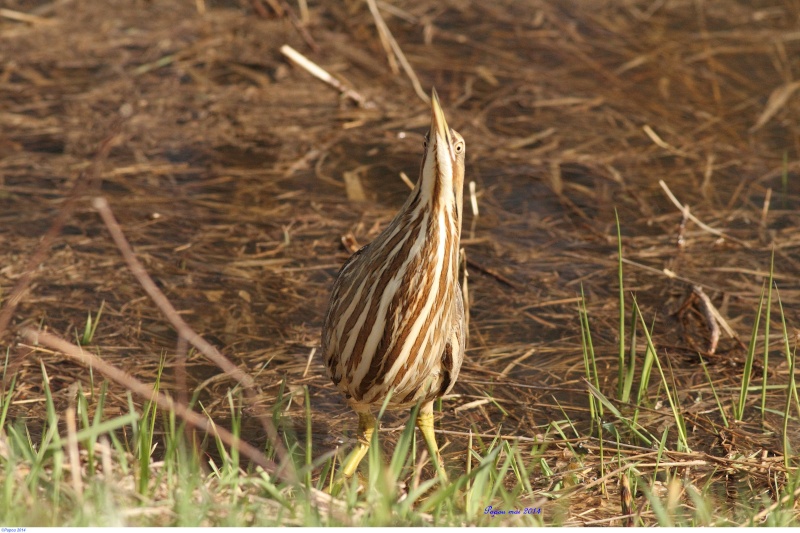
<box><xmin>691</xmin><ymin>286</ymin><xmax>721</xmax><ymax>355</ymax></box>
<box><xmin>258</xmin><ymin>0</ymin><xmax>284</xmax><ymax>17</ymax></box>
<box><xmin>276</xmin><ymin>0</ymin><xmax>320</xmax><ymax>52</ymax></box>
<box><xmin>370</xmin><ymin>2</ymin><xmax>400</xmax><ymax>74</ymax></box>
<box><xmin>99</xmin><ymin>436</ymin><xmax>113</xmax><ymax>479</ymax></box>
<box><xmin>175</xmin><ymin>334</ymin><xmax>198</xmax><ymax>451</ymax></box>
<box><xmin>0</xmin><ymin>7</ymin><xmax>56</xmax><ymax>24</ymax></box>
<box><xmin>175</xmin><ymin>335</ymin><xmax>189</xmax><ymax>412</ymax></box>
<box><xmin>643</xmin><ymin>125</ymin><xmax>694</xmax><ymax>159</ymax></box>
<box><xmin>620</xmin><ymin>471</ymin><xmax>634</xmax><ymax>527</ymax></box>
<box><xmin>659</xmin><ymin>180</ymin><xmax>751</xmax><ymax>248</ymax></box>
<box><xmin>90</xmin><ymin>196</ymin><xmax>296</xmax><ymax>483</ymax></box>
<box><xmin>280</xmin><ymin>44</ymin><xmax>370</xmax><ymax>107</ymax></box>
<box><xmin>23</xmin><ymin>329</ymin><xmax>280</xmax><ymax>475</ymax></box>
<box><xmin>302</xmin><ymin>347</ymin><xmax>316</xmax><ymax>378</ymax></box>
<box><xmin>365</xmin><ymin>0</ymin><xmax>429</xmax><ymax>103</ymax></box>
<box><xmin>22</xmin><ymin>329</ymin><xmax>342</xmax><ymax>511</ymax></box>
<box><xmin>297</xmin><ymin>0</ymin><xmax>309</xmax><ymax>24</ymax></box>
<box><xmin>691</xmin><ymin>285</ymin><xmax>742</xmax><ymax>349</ymax></box>
<box><xmin>469</xmin><ymin>180</ymin><xmax>479</xmax><ymax>240</ymax></box>
<box><xmin>65</xmin><ymin>406</ymin><xmax>83</xmax><ymax>501</ymax></box>
<box><xmin>399</xmin><ymin>171</ymin><xmax>415</xmax><ymax>190</ymax></box>
<box><xmin>760</xmin><ymin>187</ymin><xmax>772</xmax><ymax>227</ymax></box>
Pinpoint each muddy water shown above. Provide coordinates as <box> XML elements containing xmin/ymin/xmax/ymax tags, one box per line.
<box><xmin>3</xmin><ymin>0</ymin><xmax>800</xmax><ymax>470</ymax></box>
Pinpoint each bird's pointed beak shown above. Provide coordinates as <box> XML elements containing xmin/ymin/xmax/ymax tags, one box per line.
<box><xmin>430</xmin><ymin>88</ymin><xmax>449</xmax><ymax>147</ymax></box>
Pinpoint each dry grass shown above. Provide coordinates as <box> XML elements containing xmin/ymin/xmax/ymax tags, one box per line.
<box><xmin>1</xmin><ymin>0</ymin><xmax>799</xmax><ymax>525</ymax></box>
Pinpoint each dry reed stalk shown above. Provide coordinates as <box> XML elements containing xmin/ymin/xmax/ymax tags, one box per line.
<box><xmin>399</xmin><ymin>171</ymin><xmax>415</xmax><ymax>190</ymax></box>
<box><xmin>280</xmin><ymin>45</ymin><xmax>370</xmax><ymax>107</ymax></box>
<box><xmin>751</xmin><ymin>81</ymin><xmax>800</xmax><ymax>132</ymax></box>
<box><xmin>468</xmin><ymin>180</ymin><xmax>479</xmax><ymax>240</ymax></box>
<box><xmin>302</xmin><ymin>347</ymin><xmax>316</xmax><ymax>378</ymax></box>
<box><xmin>255</xmin><ymin>0</ymin><xmax>283</xmax><ymax>17</ymax></box>
<box><xmin>175</xmin><ymin>335</ymin><xmax>189</xmax><ymax>412</ymax></box>
<box><xmin>411</xmin><ymin>448</ymin><xmax>428</xmax><ymax>493</ymax></box>
<box><xmin>760</xmin><ymin>187</ymin><xmax>772</xmax><ymax>227</ymax></box>
<box><xmin>0</xmin><ymin>7</ymin><xmax>56</xmax><ymax>24</ymax></box>
<box><xmin>21</xmin><ymin>329</ymin><xmax>347</xmax><ymax>513</ymax></box>
<box><xmin>464</xmin><ymin>258</ymin><xmax>516</xmax><ymax>289</ymax></box>
<box><xmin>65</xmin><ymin>406</ymin><xmax>83</xmax><ymax>500</ymax></box>
<box><xmin>24</xmin><ymin>329</ymin><xmax>277</xmax><ymax>470</ymax></box>
<box><xmin>90</xmin><ymin>197</ymin><xmax>296</xmax><ymax>483</ymax></box>
<box><xmin>296</xmin><ymin>0</ymin><xmax>309</xmax><ymax>24</ymax></box>
<box><xmin>693</xmin><ymin>285</ymin><xmax>742</xmax><ymax>348</ymax></box>
<box><xmin>279</xmin><ymin>0</ymin><xmax>319</xmax><ymax>52</ymax></box>
<box><xmin>659</xmin><ymin>180</ymin><xmax>751</xmax><ymax>248</ymax></box>
<box><xmin>365</xmin><ymin>0</ymin><xmax>429</xmax><ymax>103</ymax></box>
<box><xmin>99</xmin><ymin>436</ymin><xmax>113</xmax><ymax>479</ymax></box>
<box><xmin>691</xmin><ymin>285</ymin><xmax>722</xmax><ymax>354</ymax></box>
<box><xmin>619</xmin><ymin>471</ymin><xmax>632</xmax><ymax>527</ymax></box>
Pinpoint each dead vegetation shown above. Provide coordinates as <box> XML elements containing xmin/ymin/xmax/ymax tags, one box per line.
<box><xmin>1</xmin><ymin>0</ymin><xmax>800</xmax><ymax>525</ymax></box>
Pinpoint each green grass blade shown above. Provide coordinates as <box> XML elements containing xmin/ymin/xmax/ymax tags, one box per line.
<box><xmin>697</xmin><ymin>353</ymin><xmax>728</xmax><ymax>428</ymax></box>
<box><xmin>776</xmin><ymin>290</ymin><xmax>798</xmax><ymax>469</ymax></box>
<box><xmin>736</xmin><ymin>282</ymin><xmax>765</xmax><ymax>421</ymax></box>
<box><xmin>633</xmin><ymin>315</ymin><xmax>657</xmax><ymax>429</ymax></box>
<box><xmin>579</xmin><ymin>285</ymin><xmax>602</xmax><ymax>421</ymax></box>
<box><xmin>776</xmin><ymin>289</ymin><xmax>800</xmax><ymax>416</ymax></box>
<box><xmin>389</xmin><ymin>403</ymin><xmax>420</xmax><ymax>480</ymax></box>
<box><xmin>304</xmin><ymin>385</ymin><xmax>312</xmax><ymax>489</ymax></box>
<box><xmin>584</xmin><ymin>379</ymin><xmax>654</xmax><ymax>445</ymax></box>
<box><xmin>633</xmin><ymin>297</ymin><xmax>689</xmax><ymax>452</ymax></box>
<box><xmin>45</xmin><ymin>412</ymin><xmax>139</xmax><ymax>452</ymax></box>
<box><xmin>761</xmin><ymin>249</ymin><xmax>775</xmax><ymax>420</ymax></box>
<box><xmin>622</xmin><ymin>300</ymin><xmax>637</xmax><ymax>404</ymax></box>
<box><xmin>0</xmin><ymin>372</ymin><xmax>17</xmax><ymax>431</ymax></box>
<box><xmin>615</xmin><ymin>208</ymin><xmax>626</xmax><ymax>400</ymax></box>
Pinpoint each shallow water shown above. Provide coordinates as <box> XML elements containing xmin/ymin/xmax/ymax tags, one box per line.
<box><xmin>3</xmin><ymin>1</ymin><xmax>799</xmax><ymax>513</ymax></box>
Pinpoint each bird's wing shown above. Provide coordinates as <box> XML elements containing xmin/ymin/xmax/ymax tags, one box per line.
<box><xmin>438</xmin><ymin>282</ymin><xmax>466</xmax><ymax>397</ymax></box>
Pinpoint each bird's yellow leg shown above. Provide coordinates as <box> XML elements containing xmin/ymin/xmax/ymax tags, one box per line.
<box><xmin>417</xmin><ymin>402</ymin><xmax>448</xmax><ymax>483</ymax></box>
<box><xmin>341</xmin><ymin>411</ymin><xmax>375</xmax><ymax>478</ymax></box>
<box><xmin>328</xmin><ymin>410</ymin><xmax>375</xmax><ymax>495</ymax></box>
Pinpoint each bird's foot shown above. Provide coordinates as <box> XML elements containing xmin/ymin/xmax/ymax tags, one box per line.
<box><xmin>326</xmin><ymin>470</ymin><xmax>367</xmax><ymax>497</ymax></box>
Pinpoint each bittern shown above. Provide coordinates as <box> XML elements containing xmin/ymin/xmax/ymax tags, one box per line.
<box><xmin>321</xmin><ymin>89</ymin><xmax>466</xmax><ymax>487</ymax></box>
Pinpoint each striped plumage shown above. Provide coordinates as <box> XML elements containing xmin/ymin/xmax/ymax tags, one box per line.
<box><xmin>322</xmin><ymin>89</ymin><xmax>466</xmax><ymax>487</ymax></box>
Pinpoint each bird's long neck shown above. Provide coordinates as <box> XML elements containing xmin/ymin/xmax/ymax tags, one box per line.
<box><xmin>412</xmin><ymin>144</ymin><xmax>463</xmax><ymax>241</ymax></box>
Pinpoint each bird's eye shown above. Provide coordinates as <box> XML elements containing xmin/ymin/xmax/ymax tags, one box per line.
<box><xmin>455</xmin><ymin>141</ymin><xmax>464</xmax><ymax>154</ymax></box>
<box><xmin>423</xmin><ymin>134</ymin><xmax>429</xmax><ymax>149</ymax></box>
